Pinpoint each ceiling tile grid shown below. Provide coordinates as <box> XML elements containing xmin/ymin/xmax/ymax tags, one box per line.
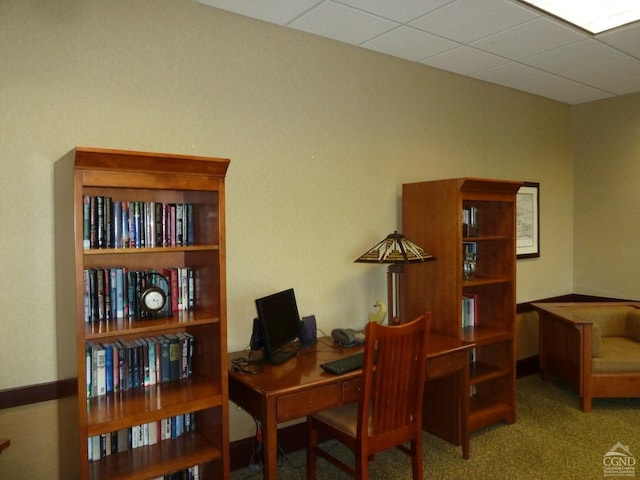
<box><xmin>195</xmin><ymin>0</ymin><xmax>640</xmax><ymax>104</ymax></box>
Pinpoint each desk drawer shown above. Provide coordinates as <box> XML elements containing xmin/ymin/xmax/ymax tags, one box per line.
<box><xmin>277</xmin><ymin>384</ymin><xmax>341</xmax><ymax>421</ymax></box>
<box><xmin>427</xmin><ymin>351</ymin><xmax>467</xmax><ymax>379</ymax></box>
<box><xmin>342</xmin><ymin>378</ymin><xmax>362</xmax><ymax>403</ymax></box>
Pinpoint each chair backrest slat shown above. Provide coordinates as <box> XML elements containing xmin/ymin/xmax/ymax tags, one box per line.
<box><xmin>359</xmin><ymin>313</ymin><xmax>431</xmax><ymax>439</ymax></box>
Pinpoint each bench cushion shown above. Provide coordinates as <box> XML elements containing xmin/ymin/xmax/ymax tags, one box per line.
<box><xmin>627</xmin><ymin>310</ymin><xmax>640</xmax><ymax>342</ymax></box>
<box><xmin>573</xmin><ymin>306</ymin><xmax>632</xmax><ymax>357</ymax></box>
<box><xmin>593</xmin><ymin>337</ymin><xmax>640</xmax><ymax>373</ymax></box>
<box><xmin>572</xmin><ymin>306</ymin><xmax>632</xmax><ymax>336</ymax></box>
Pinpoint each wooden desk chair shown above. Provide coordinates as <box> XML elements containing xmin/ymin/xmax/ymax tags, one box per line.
<box><xmin>307</xmin><ymin>313</ymin><xmax>431</xmax><ymax>480</ymax></box>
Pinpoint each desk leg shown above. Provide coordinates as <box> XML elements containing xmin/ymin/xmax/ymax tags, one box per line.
<box><xmin>423</xmin><ymin>367</ymin><xmax>470</xmax><ymax>459</ymax></box>
<box><xmin>460</xmin><ymin>365</ymin><xmax>470</xmax><ymax>460</ymax></box>
<box><xmin>262</xmin><ymin>398</ymin><xmax>279</xmax><ymax>480</ymax></box>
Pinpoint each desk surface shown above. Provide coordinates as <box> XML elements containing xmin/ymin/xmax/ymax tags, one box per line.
<box><xmin>229</xmin><ymin>332</ymin><xmax>470</xmax><ymax>395</ymax></box>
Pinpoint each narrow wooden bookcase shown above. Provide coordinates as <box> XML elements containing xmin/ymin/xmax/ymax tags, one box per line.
<box><xmin>59</xmin><ymin>147</ymin><xmax>230</xmax><ymax>480</ymax></box>
<box><xmin>402</xmin><ymin>178</ymin><xmax>522</xmax><ymax>434</ymax></box>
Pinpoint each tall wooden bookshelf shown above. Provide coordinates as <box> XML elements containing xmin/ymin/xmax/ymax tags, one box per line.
<box><xmin>402</xmin><ymin>178</ymin><xmax>522</xmax><ymax>433</ymax></box>
<box><xmin>57</xmin><ymin>147</ymin><xmax>230</xmax><ymax>480</ymax></box>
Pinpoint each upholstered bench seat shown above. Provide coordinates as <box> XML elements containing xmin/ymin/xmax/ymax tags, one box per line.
<box><xmin>594</xmin><ymin>337</ymin><xmax>640</xmax><ymax>373</ymax></box>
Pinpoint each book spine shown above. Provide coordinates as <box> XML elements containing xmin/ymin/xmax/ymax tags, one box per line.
<box><xmin>155</xmin><ymin>202</ymin><xmax>163</xmax><ymax>248</ymax></box>
<box><xmin>186</xmin><ymin>203</ymin><xmax>194</xmax><ymax>246</ymax></box>
<box><xmin>103</xmin><ymin>197</ymin><xmax>112</xmax><ymax>248</ymax></box>
<box><xmin>96</xmin><ymin>196</ymin><xmax>105</xmax><ymax>248</ymax></box>
<box><xmin>169</xmin><ymin>204</ymin><xmax>176</xmax><ymax>246</ymax></box>
<box><xmin>104</xmin><ymin>343</ymin><xmax>113</xmax><ymax>394</ymax></box>
<box><xmin>114</xmin><ymin>267</ymin><xmax>124</xmax><ymax>318</ymax></box>
<box><xmin>160</xmin><ymin>336</ymin><xmax>170</xmax><ymax>382</ymax></box>
<box><xmin>111</xmin><ymin>200</ymin><xmax>122</xmax><ymax>248</ymax></box>
<box><xmin>178</xmin><ymin>333</ymin><xmax>188</xmax><ymax>380</ymax></box>
<box><xmin>83</xmin><ymin>269</ymin><xmax>91</xmax><ymax>322</ymax></box>
<box><xmin>121</xmin><ymin>201</ymin><xmax>130</xmax><ymax>248</ymax></box>
<box><xmin>108</xmin><ymin>268</ymin><xmax>117</xmax><ymax>320</ymax></box>
<box><xmin>176</xmin><ymin>203</ymin><xmax>184</xmax><ymax>246</ymax></box>
<box><xmin>187</xmin><ymin>268</ymin><xmax>195</xmax><ymax>311</ymax></box>
<box><xmin>95</xmin><ymin>344</ymin><xmax>106</xmax><ymax>397</ymax></box>
<box><xmin>95</xmin><ymin>268</ymin><xmax>105</xmax><ymax>321</ymax></box>
<box><xmin>133</xmin><ymin>202</ymin><xmax>141</xmax><ymax>248</ymax></box>
<box><xmin>83</xmin><ymin>195</ymin><xmax>91</xmax><ymax>249</ymax></box>
<box><xmin>167</xmin><ymin>334</ymin><xmax>180</xmax><ymax>381</ymax></box>
<box><xmin>180</xmin><ymin>268</ymin><xmax>188</xmax><ymax>311</ymax></box>
<box><xmin>85</xmin><ymin>344</ymin><xmax>92</xmax><ymax>399</ymax></box>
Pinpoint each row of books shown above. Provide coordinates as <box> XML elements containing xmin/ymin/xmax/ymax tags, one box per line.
<box><xmin>462</xmin><ymin>294</ymin><xmax>478</xmax><ymax>328</ymax></box>
<box><xmin>463</xmin><ymin>241</ymin><xmax>477</xmax><ymax>256</ymax></box>
<box><xmin>86</xmin><ymin>333</ymin><xmax>194</xmax><ymax>399</ymax></box>
<box><xmin>151</xmin><ymin>468</ymin><xmax>201</xmax><ymax>480</ymax></box>
<box><xmin>462</xmin><ymin>206</ymin><xmax>479</xmax><ymax>237</ymax></box>
<box><xmin>88</xmin><ymin>413</ymin><xmax>196</xmax><ymax>461</ymax></box>
<box><xmin>83</xmin><ymin>267</ymin><xmax>195</xmax><ymax>322</ymax></box>
<box><xmin>83</xmin><ymin>196</ymin><xmax>195</xmax><ymax>249</ymax></box>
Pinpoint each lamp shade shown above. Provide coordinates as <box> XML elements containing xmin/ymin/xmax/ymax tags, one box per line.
<box><xmin>354</xmin><ymin>231</ymin><xmax>435</xmax><ymax>264</ymax></box>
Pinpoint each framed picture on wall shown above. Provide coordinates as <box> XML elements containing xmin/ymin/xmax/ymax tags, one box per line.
<box><xmin>516</xmin><ymin>182</ymin><xmax>540</xmax><ymax>259</ymax></box>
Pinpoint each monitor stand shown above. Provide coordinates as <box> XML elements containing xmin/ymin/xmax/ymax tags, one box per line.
<box><xmin>265</xmin><ymin>349</ymin><xmax>296</xmax><ymax>365</ymax></box>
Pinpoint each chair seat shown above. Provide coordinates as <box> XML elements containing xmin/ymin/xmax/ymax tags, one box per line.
<box><xmin>313</xmin><ymin>403</ymin><xmax>370</xmax><ymax>437</ymax></box>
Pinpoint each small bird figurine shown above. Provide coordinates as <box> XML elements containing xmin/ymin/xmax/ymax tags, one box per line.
<box><xmin>368</xmin><ymin>300</ymin><xmax>388</xmax><ymax>325</ymax></box>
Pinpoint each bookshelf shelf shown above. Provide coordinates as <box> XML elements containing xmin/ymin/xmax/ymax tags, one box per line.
<box><xmin>461</xmin><ymin>326</ymin><xmax>513</xmax><ymax>345</ymax></box>
<box><xmin>89</xmin><ymin>433</ymin><xmax>222</xmax><ymax>480</ymax></box>
<box><xmin>84</xmin><ymin>245</ymin><xmax>221</xmax><ymax>255</ymax></box>
<box><xmin>468</xmin><ymin>397</ymin><xmax>512</xmax><ymax>431</ymax></box>
<box><xmin>462</xmin><ymin>276</ymin><xmax>511</xmax><ymax>287</ymax></box>
<box><xmin>57</xmin><ymin>147</ymin><xmax>230</xmax><ymax>479</ymax></box>
<box><xmin>463</xmin><ymin>235</ymin><xmax>511</xmax><ymax>242</ymax></box>
<box><xmin>403</xmin><ymin>177</ymin><xmax>521</xmax><ymax>435</ymax></box>
<box><xmin>87</xmin><ymin>381</ymin><xmax>223</xmax><ymax>433</ymax></box>
<box><xmin>469</xmin><ymin>361</ymin><xmax>510</xmax><ymax>384</ymax></box>
<box><xmin>84</xmin><ymin>312</ymin><xmax>221</xmax><ymax>339</ymax></box>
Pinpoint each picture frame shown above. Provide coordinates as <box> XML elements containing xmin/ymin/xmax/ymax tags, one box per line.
<box><xmin>516</xmin><ymin>182</ymin><xmax>540</xmax><ymax>259</ymax></box>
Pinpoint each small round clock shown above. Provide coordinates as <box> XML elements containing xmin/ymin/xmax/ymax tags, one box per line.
<box><xmin>140</xmin><ymin>285</ymin><xmax>167</xmax><ymax>312</ymax></box>
<box><xmin>138</xmin><ymin>272</ymin><xmax>170</xmax><ymax>316</ymax></box>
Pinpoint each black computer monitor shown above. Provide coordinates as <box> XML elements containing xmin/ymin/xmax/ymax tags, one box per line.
<box><xmin>255</xmin><ymin>288</ymin><xmax>300</xmax><ymax>364</ymax></box>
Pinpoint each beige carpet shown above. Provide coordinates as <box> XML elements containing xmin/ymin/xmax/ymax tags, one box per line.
<box><xmin>231</xmin><ymin>374</ymin><xmax>640</xmax><ymax>480</ymax></box>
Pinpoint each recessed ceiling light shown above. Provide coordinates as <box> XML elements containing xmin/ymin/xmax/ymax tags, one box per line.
<box><xmin>519</xmin><ymin>0</ymin><xmax>640</xmax><ymax>34</ymax></box>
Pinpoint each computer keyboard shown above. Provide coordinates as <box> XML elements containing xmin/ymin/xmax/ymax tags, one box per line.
<box><xmin>320</xmin><ymin>351</ymin><xmax>378</xmax><ymax>375</ymax></box>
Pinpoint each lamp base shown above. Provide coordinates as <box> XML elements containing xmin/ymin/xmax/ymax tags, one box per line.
<box><xmin>387</xmin><ymin>264</ymin><xmax>405</xmax><ymax>324</ymax></box>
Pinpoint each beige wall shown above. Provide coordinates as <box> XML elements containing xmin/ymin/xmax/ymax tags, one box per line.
<box><xmin>573</xmin><ymin>93</ymin><xmax>640</xmax><ymax>299</ymax></box>
<box><xmin>0</xmin><ymin>397</ymin><xmax>78</xmax><ymax>480</ymax></box>
<box><xmin>0</xmin><ymin>0</ymin><xmax>581</xmax><ymax>469</ymax></box>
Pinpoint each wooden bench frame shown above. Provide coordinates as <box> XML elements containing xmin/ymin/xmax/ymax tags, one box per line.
<box><xmin>533</xmin><ymin>302</ymin><xmax>640</xmax><ymax>412</ymax></box>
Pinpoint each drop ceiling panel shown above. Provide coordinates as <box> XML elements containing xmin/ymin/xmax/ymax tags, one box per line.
<box><xmin>597</xmin><ymin>23</ymin><xmax>640</xmax><ymax>58</ymax></box>
<box><xmin>470</xmin><ymin>61</ymin><xmax>550</xmax><ymax>86</ymax></box>
<box><xmin>561</xmin><ymin>57</ymin><xmax>640</xmax><ymax>91</ymax></box>
<box><xmin>194</xmin><ymin>0</ymin><xmax>640</xmax><ymax>104</ymax></box>
<box><xmin>516</xmin><ymin>75</ymin><xmax>614</xmax><ymax>103</ymax></box>
<box><xmin>521</xmin><ymin>39</ymin><xmax>626</xmax><ymax>73</ymax></box>
<box><xmin>361</xmin><ymin>26</ymin><xmax>459</xmax><ymax>62</ymax></box>
<box><xmin>335</xmin><ymin>0</ymin><xmax>453</xmax><ymax>23</ymax></box>
<box><xmin>470</xmin><ymin>18</ymin><xmax>587</xmax><ymax>59</ymax></box>
<box><xmin>194</xmin><ymin>0</ymin><xmax>320</xmax><ymax>24</ymax></box>
<box><xmin>596</xmin><ymin>74</ymin><xmax>640</xmax><ymax>96</ymax></box>
<box><xmin>288</xmin><ymin>2</ymin><xmax>397</xmax><ymax>45</ymax></box>
<box><xmin>409</xmin><ymin>0</ymin><xmax>538</xmax><ymax>43</ymax></box>
<box><xmin>421</xmin><ymin>46</ymin><xmax>509</xmax><ymax>75</ymax></box>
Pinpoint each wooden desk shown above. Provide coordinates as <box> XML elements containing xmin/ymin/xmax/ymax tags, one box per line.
<box><xmin>229</xmin><ymin>333</ymin><xmax>472</xmax><ymax>480</ymax></box>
